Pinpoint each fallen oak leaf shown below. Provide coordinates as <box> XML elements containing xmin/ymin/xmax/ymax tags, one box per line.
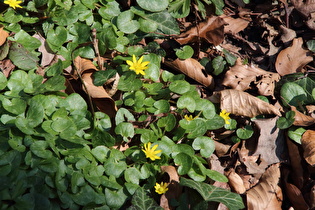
<box><xmin>175</xmin><ymin>16</ymin><xmax>227</xmax><ymax>46</ymax></box>
<box><xmin>164</xmin><ymin>58</ymin><xmax>214</xmax><ymax>89</ymax></box>
<box><xmin>291</xmin><ymin>106</ymin><xmax>315</xmax><ymax>126</ymax></box>
<box><xmin>222</xmin><ymin>58</ymin><xmax>280</xmax><ymax>99</ymax></box>
<box><xmin>275</xmin><ymin>38</ymin><xmax>313</xmax><ymax>76</ymax></box>
<box><xmin>301</xmin><ymin>130</ymin><xmax>315</xmax><ymax>166</ymax></box>
<box><xmin>246</xmin><ymin>163</ymin><xmax>281</xmax><ymax>210</ymax></box>
<box><xmin>218</xmin><ymin>89</ymin><xmax>281</xmax><ymax>118</ymax></box>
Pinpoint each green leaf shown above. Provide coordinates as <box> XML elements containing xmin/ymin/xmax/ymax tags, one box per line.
<box><xmin>206</xmin><ymin>170</ymin><xmax>228</xmax><ymax>182</ymax></box>
<box><xmin>128</xmin><ymin>187</ymin><xmax>163</xmax><ymax>210</ymax></box>
<box><xmin>174</xmin><ymin>153</ymin><xmax>193</xmax><ymax>175</ymax></box>
<box><xmin>169</xmin><ymin>80</ymin><xmax>191</xmax><ymax>94</ymax></box>
<box><xmin>223</xmin><ymin>49</ymin><xmax>237</xmax><ymax>66</ymax></box>
<box><xmin>118</xmin><ymin>72</ymin><xmax>143</xmax><ymax>91</ymax></box>
<box><xmin>51</xmin><ymin>7</ymin><xmax>79</xmax><ymax>26</ymax></box>
<box><xmin>14</xmin><ymin>30</ymin><xmax>41</xmax><ymax>51</ymax></box>
<box><xmin>117</xmin><ymin>10</ymin><xmax>140</xmax><ymax>34</ymax></box>
<box><xmin>2</xmin><ymin>98</ymin><xmax>27</xmax><ymax>115</ymax></box>
<box><xmin>115</xmin><ymin>122</ymin><xmax>135</xmax><ymax>141</ymax></box>
<box><xmin>168</xmin><ymin>0</ymin><xmax>191</xmax><ymax>18</ymax></box>
<box><xmin>175</xmin><ymin>45</ymin><xmax>194</xmax><ymax>59</ymax></box>
<box><xmin>8</xmin><ymin>135</ymin><xmax>26</xmax><ymax>152</ymax></box>
<box><xmin>124</xmin><ymin>167</ymin><xmax>142</xmax><ymax>184</ymax></box>
<box><xmin>177</xmin><ymin>95</ymin><xmax>196</xmax><ymax>112</ymax></box>
<box><xmin>91</xmin><ymin>146</ymin><xmax>110</xmax><ymax>163</ymax></box>
<box><xmin>99</xmin><ymin>1</ymin><xmax>121</xmax><ymax>20</ymax></box>
<box><xmin>192</xmin><ymin>136</ymin><xmax>215</xmax><ymax>158</ymax></box>
<box><xmin>9</xmin><ymin>42</ymin><xmax>39</xmax><ymax>70</ymax></box>
<box><xmin>46</xmin><ymin>26</ymin><xmax>68</xmax><ymax>52</ymax></box>
<box><xmin>195</xmin><ymin>99</ymin><xmax>216</xmax><ymax>119</ymax></box>
<box><xmin>143</xmin><ymin>54</ymin><xmax>161</xmax><ymax>82</ymax></box>
<box><xmin>212</xmin><ymin>56</ymin><xmax>226</xmax><ymax>75</ymax></box>
<box><xmin>307</xmin><ymin>40</ymin><xmax>315</xmax><ymax>52</ymax></box>
<box><xmin>45</xmin><ymin>59</ymin><xmax>63</xmax><ymax>77</ymax></box>
<box><xmin>104</xmin><ymin>160</ymin><xmax>127</xmax><ymax>178</ymax></box>
<box><xmin>30</xmin><ymin>140</ymin><xmax>53</xmax><ymax>159</ymax></box>
<box><xmin>276</xmin><ymin>111</ymin><xmax>295</xmax><ymax>129</ymax></box>
<box><xmin>115</xmin><ymin>108</ymin><xmax>136</xmax><ymax>125</ymax></box>
<box><xmin>93</xmin><ymin>69</ymin><xmax>117</xmax><ymax>86</ymax></box>
<box><xmin>138</xmin><ymin>18</ymin><xmax>158</xmax><ymax>33</ymax></box>
<box><xmin>157</xmin><ymin>114</ymin><xmax>176</xmax><ymax>131</ymax></box>
<box><xmin>0</xmin><ymin>72</ymin><xmax>7</xmax><ymax>90</ymax></box>
<box><xmin>26</xmin><ymin>99</ymin><xmax>44</xmax><ymax>127</ymax></box>
<box><xmin>105</xmin><ymin>188</ymin><xmax>128</xmax><ymax>208</ymax></box>
<box><xmin>288</xmin><ymin>126</ymin><xmax>306</xmax><ymax>144</ymax></box>
<box><xmin>180</xmin><ymin>177</ymin><xmax>245</xmax><ymax>210</ymax></box>
<box><xmin>40</xmin><ymin>75</ymin><xmax>66</xmax><ymax>92</ymax></box>
<box><xmin>136</xmin><ymin>0</ymin><xmax>169</xmax><ymax>12</ymax></box>
<box><xmin>153</xmin><ymin>100</ymin><xmax>170</xmax><ymax>114</ymax></box>
<box><xmin>236</xmin><ymin>125</ymin><xmax>254</xmax><ymax>139</ymax></box>
<box><xmin>280</xmin><ymin>82</ymin><xmax>308</xmax><ymax>106</ymax></box>
<box><xmin>0</xmin><ymin>41</ymin><xmax>10</xmax><ymax>61</ymax></box>
<box><xmin>133</xmin><ymin>9</ymin><xmax>180</xmax><ymax>35</ymax></box>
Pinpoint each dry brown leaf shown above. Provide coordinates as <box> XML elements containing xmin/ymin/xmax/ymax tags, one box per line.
<box><xmin>74</xmin><ymin>56</ymin><xmax>117</xmax><ymax>117</ymax></box>
<box><xmin>291</xmin><ymin>106</ymin><xmax>315</xmax><ymax>126</ymax></box>
<box><xmin>238</xmin><ymin>141</ymin><xmax>269</xmax><ymax>176</ymax></box>
<box><xmin>214</xmin><ymin>140</ymin><xmax>231</xmax><ymax>157</ymax></box>
<box><xmin>275</xmin><ymin>38</ymin><xmax>313</xmax><ymax>76</ymax></box>
<box><xmin>222</xmin><ymin>59</ymin><xmax>280</xmax><ymax>98</ymax></box>
<box><xmin>252</xmin><ymin>117</ymin><xmax>287</xmax><ymax>165</ymax></box>
<box><xmin>221</xmin><ymin>15</ymin><xmax>250</xmax><ymax>34</ymax></box>
<box><xmin>279</xmin><ymin>25</ymin><xmax>296</xmax><ymax>43</ymax></box>
<box><xmin>285</xmin><ymin>183</ymin><xmax>309</xmax><ymax>210</ymax></box>
<box><xmin>0</xmin><ymin>27</ymin><xmax>9</xmax><ymax>47</ymax></box>
<box><xmin>175</xmin><ymin>16</ymin><xmax>226</xmax><ymax>46</ymax></box>
<box><xmin>286</xmin><ymin>137</ymin><xmax>305</xmax><ymax>189</ymax></box>
<box><xmin>265</xmin><ymin>185</ymin><xmax>283</xmax><ymax>210</ymax></box>
<box><xmin>164</xmin><ymin>58</ymin><xmax>214</xmax><ymax>89</ymax></box>
<box><xmin>33</xmin><ymin>33</ymin><xmax>56</xmax><ymax>67</ymax></box>
<box><xmin>0</xmin><ymin>59</ymin><xmax>15</xmax><ymax>77</ymax></box>
<box><xmin>160</xmin><ymin>166</ymin><xmax>182</xmax><ymax>210</ymax></box>
<box><xmin>219</xmin><ymin>89</ymin><xmax>281</xmax><ymax>118</ymax></box>
<box><xmin>246</xmin><ymin>163</ymin><xmax>281</xmax><ymax>210</ymax></box>
<box><xmin>301</xmin><ymin>130</ymin><xmax>315</xmax><ymax>166</ymax></box>
<box><xmin>225</xmin><ymin>168</ymin><xmax>246</xmax><ymax>194</ymax></box>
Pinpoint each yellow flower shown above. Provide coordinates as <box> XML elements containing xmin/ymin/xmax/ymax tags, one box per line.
<box><xmin>154</xmin><ymin>182</ymin><xmax>168</xmax><ymax>194</ymax></box>
<box><xmin>126</xmin><ymin>55</ymin><xmax>150</xmax><ymax>75</ymax></box>
<box><xmin>220</xmin><ymin>109</ymin><xmax>231</xmax><ymax>125</ymax></box>
<box><xmin>184</xmin><ymin>114</ymin><xmax>197</xmax><ymax>121</ymax></box>
<box><xmin>4</xmin><ymin>0</ymin><xmax>23</xmax><ymax>9</ymax></box>
<box><xmin>142</xmin><ymin>142</ymin><xmax>161</xmax><ymax>161</ymax></box>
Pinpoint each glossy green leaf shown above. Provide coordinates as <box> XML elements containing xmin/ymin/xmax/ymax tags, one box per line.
<box><xmin>2</xmin><ymin>98</ymin><xmax>27</xmax><ymax>115</ymax></box>
<box><xmin>99</xmin><ymin>1</ymin><xmax>121</xmax><ymax>20</ymax></box>
<box><xmin>46</xmin><ymin>26</ymin><xmax>67</xmax><ymax>52</ymax></box>
<box><xmin>9</xmin><ymin>42</ymin><xmax>39</xmax><ymax>70</ymax></box>
<box><xmin>93</xmin><ymin>69</ymin><xmax>117</xmax><ymax>86</ymax></box>
<box><xmin>192</xmin><ymin>136</ymin><xmax>215</xmax><ymax>158</ymax></box>
<box><xmin>276</xmin><ymin>111</ymin><xmax>295</xmax><ymax>129</ymax></box>
<box><xmin>236</xmin><ymin>125</ymin><xmax>254</xmax><ymax>139</ymax></box>
<box><xmin>168</xmin><ymin>0</ymin><xmax>191</xmax><ymax>18</ymax></box>
<box><xmin>128</xmin><ymin>187</ymin><xmax>163</xmax><ymax>210</ymax></box>
<box><xmin>115</xmin><ymin>122</ymin><xmax>135</xmax><ymax>141</ymax></box>
<box><xmin>212</xmin><ymin>56</ymin><xmax>226</xmax><ymax>75</ymax></box>
<box><xmin>105</xmin><ymin>188</ymin><xmax>128</xmax><ymax>208</ymax></box>
<box><xmin>175</xmin><ymin>45</ymin><xmax>194</xmax><ymax>59</ymax></box>
<box><xmin>280</xmin><ymin>82</ymin><xmax>308</xmax><ymax>106</ymax></box>
<box><xmin>180</xmin><ymin>177</ymin><xmax>245</xmax><ymax>209</ymax></box>
<box><xmin>14</xmin><ymin>30</ymin><xmax>41</xmax><ymax>51</ymax></box>
<box><xmin>157</xmin><ymin>114</ymin><xmax>176</xmax><ymax>131</ymax></box>
<box><xmin>136</xmin><ymin>0</ymin><xmax>169</xmax><ymax>12</ymax></box>
<box><xmin>206</xmin><ymin>170</ymin><xmax>228</xmax><ymax>182</ymax></box>
<box><xmin>177</xmin><ymin>95</ymin><xmax>196</xmax><ymax>112</ymax></box>
<box><xmin>124</xmin><ymin>167</ymin><xmax>142</xmax><ymax>184</ymax></box>
<box><xmin>169</xmin><ymin>80</ymin><xmax>191</xmax><ymax>94</ymax></box>
<box><xmin>117</xmin><ymin>10</ymin><xmax>140</xmax><ymax>34</ymax></box>
<box><xmin>174</xmin><ymin>152</ymin><xmax>193</xmax><ymax>175</ymax></box>
<box><xmin>153</xmin><ymin>99</ymin><xmax>170</xmax><ymax>114</ymax></box>
<box><xmin>288</xmin><ymin>126</ymin><xmax>306</xmax><ymax>144</ymax></box>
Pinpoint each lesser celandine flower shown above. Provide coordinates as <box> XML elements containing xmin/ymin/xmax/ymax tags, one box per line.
<box><xmin>4</xmin><ymin>0</ymin><xmax>23</xmax><ymax>9</ymax></box>
<box><xmin>184</xmin><ymin>114</ymin><xmax>197</xmax><ymax>121</ymax></box>
<box><xmin>126</xmin><ymin>54</ymin><xmax>150</xmax><ymax>75</ymax></box>
<box><xmin>154</xmin><ymin>182</ymin><xmax>168</xmax><ymax>194</ymax></box>
<box><xmin>220</xmin><ymin>109</ymin><xmax>231</xmax><ymax>124</ymax></box>
<box><xmin>142</xmin><ymin>142</ymin><xmax>161</xmax><ymax>161</ymax></box>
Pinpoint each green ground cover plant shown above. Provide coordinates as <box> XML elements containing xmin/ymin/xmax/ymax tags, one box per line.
<box><xmin>0</xmin><ymin>0</ymin><xmax>246</xmax><ymax>209</ymax></box>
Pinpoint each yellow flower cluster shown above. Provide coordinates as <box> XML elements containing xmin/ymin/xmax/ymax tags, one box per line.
<box><xmin>4</xmin><ymin>0</ymin><xmax>22</xmax><ymax>9</ymax></box>
<box><xmin>142</xmin><ymin>142</ymin><xmax>161</xmax><ymax>161</ymax></box>
<box><xmin>220</xmin><ymin>109</ymin><xmax>231</xmax><ymax>125</ymax></box>
<box><xmin>126</xmin><ymin>55</ymin><xmax>149</xmax><ymax>75</ymax></box>
<box><xmin>154</xmin><ymin>182</ymin><xmax>168</xmax><ymax>194</ymax></box>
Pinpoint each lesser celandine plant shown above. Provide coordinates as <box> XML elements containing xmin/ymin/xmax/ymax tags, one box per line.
<box><xmin>0</xmin><ymin>0</ymin><xmax>245</xmax><ymax>209</ymax></box>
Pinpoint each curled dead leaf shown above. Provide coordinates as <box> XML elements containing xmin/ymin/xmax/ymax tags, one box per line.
<box><xmin>0</xmin><ymin>27</ymin><xmax>9</xmax><ymax>47</ymax></box>
<box><xmin>225</xmin><ymin>168</ymin><xmax>246</xmax><ymax>194</ymax></box>
<box><xmin>222</xmin><ymin>59</ymin><xmax>280</xmax><ymax>98</ymax></box>
<box><xmin>221</xmin><ymin>15</ymin><xmax>250</xmax><ymax>35</ymax></box>
<box><xmin>74</xmin><ymin>56</ymin><xmax>117</xmax><ymax>117</ymax></box>
<box><xmin>219</xmin><ymin>89</ymin><xmax>281</xmax><ymax>118</ymax></box>
<box><xmin>291</xmin><ymin>106</ymin><xmax>315</xmax><ymax>126</ymax></box>
<box><xmin>246</xmin><ymin>163</ymin><xmax>281</xmax><ymax>210</ymax></box>
<box><xmin>160</xmin><ymin>166</ymin><xmax>182</xmax><ymax>210</ymax></box>
<box><xmin>301</xmin><ymin>130</ymin><xmax>315</xmax><ymax>166</ymax></box>
<box><xmin>275</xmin><ymin>38</ymin><xmax>313</xmax><ymax>76</ymax></box>
<box><xmin>164</xmin><ymin>58</ymin><xmax>214</xmax><ymax>89</ymax></box>
<box><xmin>175</xmin><ymin>16</ymin><xmax>226</xmax><ymax>46</ymax></box>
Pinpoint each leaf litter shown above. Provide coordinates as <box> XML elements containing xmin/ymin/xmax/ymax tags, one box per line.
<box><xmin>2</xmin><ymin>0</ymin><xmax>315</xmax><ymax>209</ymax></box>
